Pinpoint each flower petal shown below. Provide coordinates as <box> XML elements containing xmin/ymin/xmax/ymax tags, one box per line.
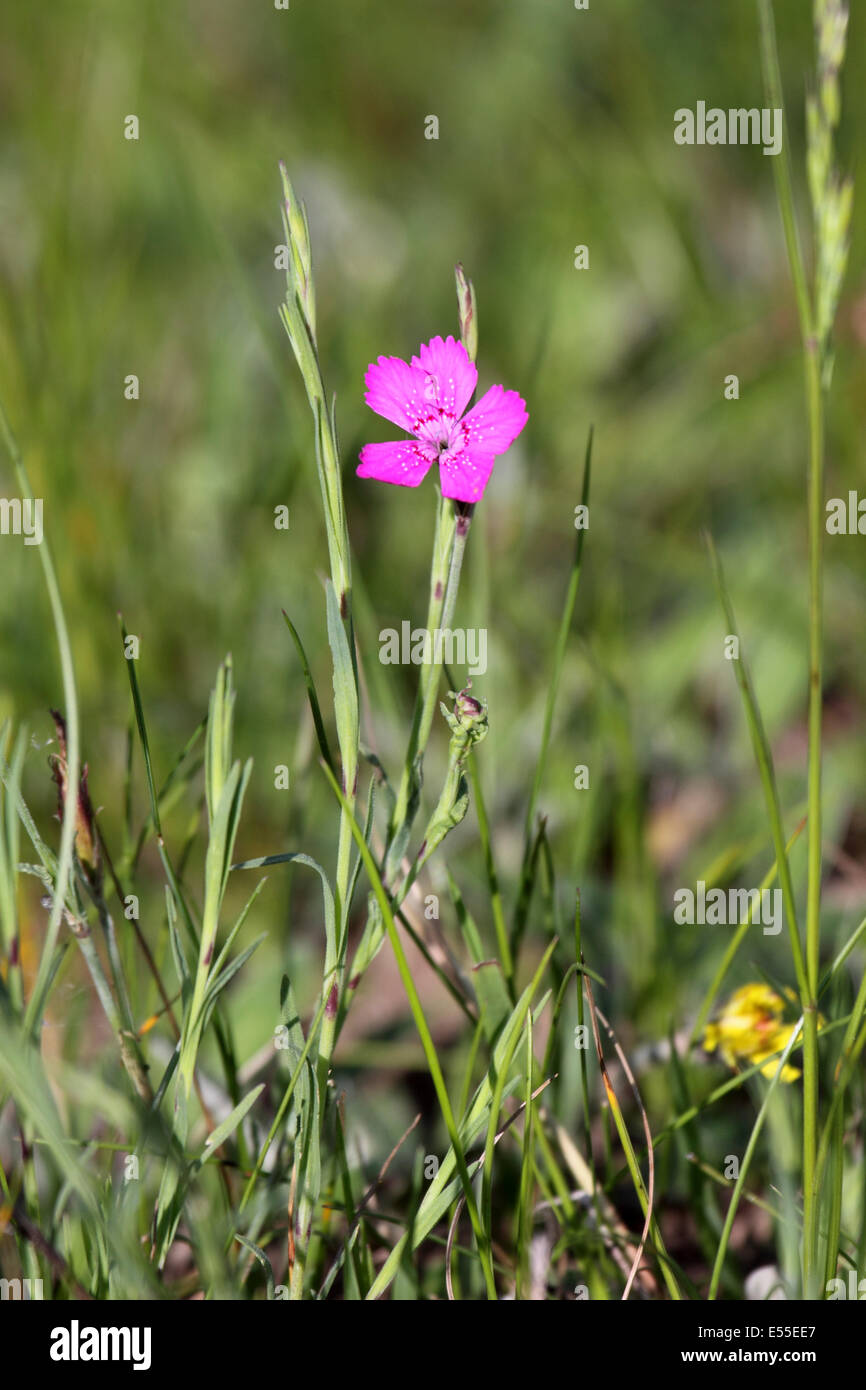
<box><xmin>357</xmin><ymin>439</ymin><xmax>434</xmax><ymax>488</ymax></box>
<box><xmin>363</xmin><ymin>355</ymin><xmax>431</xmax><ymax>433</ymax></box>
<box><xmin>439</xmin><ymin>453</ymin><xmax>496</xmax><ymax>504</ymax></box>
<box><xmin>460</xmin><ymin>384</ymin><xmax>528</xmax><ymax>457</ymax></box>
<box><xmin>410</xmin><ymin>335</ymin><xmax>477</xmax><ymax>420</ymax></box>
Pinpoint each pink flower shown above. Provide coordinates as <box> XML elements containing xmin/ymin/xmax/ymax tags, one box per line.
<box><xmin>357</xmin><ymin>335</ymin><xmax>528</xmax><ymax>504</ymax></box>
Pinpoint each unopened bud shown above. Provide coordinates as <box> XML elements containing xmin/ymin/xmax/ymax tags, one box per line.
<box><xmin>455</xmin><ymin>263</ymin><xmax>477</xmax><ymax>364</ymax></box>
<box><xmin>441</xmin><ymin>686</ymin><xmax>488</xmax><ymax>748</ymax></box>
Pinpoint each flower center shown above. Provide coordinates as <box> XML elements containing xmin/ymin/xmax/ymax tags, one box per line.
<box><xmin>416</xmin><ymin>410</ymin><xmax>464</xmax><ymax>461</ymax></box>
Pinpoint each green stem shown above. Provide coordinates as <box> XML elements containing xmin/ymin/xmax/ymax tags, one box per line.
<box><xmin>466</xmin><ymin>753</ymin><xmax>514</xmax><ymax>986</ymax></box>
<box><xmin>388</xmin><ymin>495</ymin><xmax>457</xmax><ymax>861</ymax></box>
<box><xmin>0</xmin><ymin>400</ymin><xmax>80</xmax><ymax>1040</ymax></box>
<box><xmin>802</xmin><ymin>342</ymin><xmax>824</xmax><ymax>1291</ymax></box>
<box><xmin>756</xmin><ymin>0</ymin><xmax>824</xmax><ymax>1294</ymax></box>
<box><xmin>441</xmin><ymin>505</ymin><xmax>472</xmax><ymax>635</ymax></box>
<box><xmin>279</xmin><ymin>174</ymin><xmax>358</xmax><ymax>1297</ymax></box>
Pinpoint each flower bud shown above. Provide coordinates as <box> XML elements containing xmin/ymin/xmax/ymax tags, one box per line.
<box><xmin>454</xmin><ymin>263</ymin><xmax>477</xmax><ymax>365</ymax></box>
<box><xmin>441</xmin><ymin>686</ymin><xmax>488</xmax><ymax>748</ymax></box>
<box><xmin>454</xmin><ymin>688</ymin><xmax>484</xmax><ymax>725</ymax></box>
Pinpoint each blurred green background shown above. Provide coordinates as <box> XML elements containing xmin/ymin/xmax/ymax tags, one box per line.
<box><xmin>1</xmin><ymin>0</ymin><xmax>865</xmax><ymax>1091</ymax></box>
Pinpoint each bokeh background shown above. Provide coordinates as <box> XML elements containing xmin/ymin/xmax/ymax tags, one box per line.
<box><xmin>1</xmin><ymin>0</ymin><xmax>865</xmax><ymax>1238</ymax></box>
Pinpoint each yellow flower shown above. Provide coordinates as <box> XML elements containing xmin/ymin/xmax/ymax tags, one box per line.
<box><xmin>703</xmin><ymin>983</ymin><xmax>802</xmax><ymax>1083</ymax></box>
